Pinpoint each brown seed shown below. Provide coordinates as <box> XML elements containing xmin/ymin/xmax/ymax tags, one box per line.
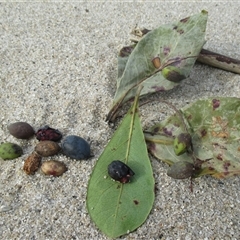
<box><xmin>8</xmin><ymin>122</ymin><xmax>35</xmax><ymax>139</ymax></box>
<box><xmin>23</xmin><ymin>152</ymin><xmax>42</xmax><ymax>175</ymax></box>
<box><xmin>41</xmin><ymin>160</ymin><xmax>67</xmax><ymax>177</ymax></box>
<box><xmin>152</xmin><ymin>57</ymin><xmax>161</xmax><ymax>69</ymax></box>
<box><xmin>35</xmin><ymin>140</ymin><xmax>61</xmax><ymax>157</ymax></box>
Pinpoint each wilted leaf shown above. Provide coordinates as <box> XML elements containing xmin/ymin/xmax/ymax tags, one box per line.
<box><xmin>145</xmin><ymin>97</ymin><xmax>240</xmax><ymax>178</ymax></box>
<box><xmin>107</xmin><ymin>10</ymin><xmax>208</xmax><ymax>122</ymax></box>
<box><xmin>87</xmin><ymin>87</ymin><xmax>155</xmax><ymax>238</ymax></box>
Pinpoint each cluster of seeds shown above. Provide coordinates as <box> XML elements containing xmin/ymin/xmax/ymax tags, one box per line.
<box><xmin>0</xmin><ymin>122</ymin><xmax>91</xmax><ymax>177</ymax></box>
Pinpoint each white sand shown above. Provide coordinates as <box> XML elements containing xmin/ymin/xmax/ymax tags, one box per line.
<box><xmin>0</xmin><ymin>2</ymin><xmax>240</xmax><ymax>239</ymax></box>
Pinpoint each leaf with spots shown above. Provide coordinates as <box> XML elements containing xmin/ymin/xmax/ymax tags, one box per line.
<box><xmin>145</xmin><ymin>97</ymin><xmax>240</xmax><ymax>178</ymax></box>
<box><xmin>87</xmin><ymin>87</ymin><xmax>155</xmax><ymax>238</ymax></box>
<box><xmin>107</xmin><ymin>10</ymin><xmax>208</xmax><ymax>122</ymax></box>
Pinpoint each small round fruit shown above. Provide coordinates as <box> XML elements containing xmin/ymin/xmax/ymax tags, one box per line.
<box><xmin>35</xmin><ymin>140</ymin><xmax>61</xmax><ymax>157</ymax></box>
<box><xmin>23</xmin><ymin>152</ymin><xmax>42</xmax><ymax>175</ymax></box>
<box><xmin>167</xmin><ymin>161</ymin><xmax>194</xmax><ymax>179</ymax></box>
<box><xmin>173</xmin><ymin>132</ymin><xmax>192</xmax><ymax>156</ymax></box>
<box><xmin>0</xmin><ymin>142</ymin><xmax>23</xmax><ymax>160</ymax></box>
<box><xmin>8</xmin><ymin>122</ymin><xmax>35</xmax><ymax>139</ymax></box>
<box><xmin>41</xmin><ymin>160</ymin><xmax>67</xmax><ymax>177</ymax></box>
<box><xmin>108</xmin><ymin>160</ymin><xmax>135</xmax><ymax>183</ymax></box>
<box><xmin>162</xmin><ymin>66</ymin><xmax>185</xmax><ymax>82</ymax></box>
<box><xmin>36</xmin><ymin>125</ymin><xmax>62</xmax><ymax>142</ymax></box>
<box><xmin>62</xmin><ymin>135</ymin><xmax>91</xmax><ymax>160</ymax></box>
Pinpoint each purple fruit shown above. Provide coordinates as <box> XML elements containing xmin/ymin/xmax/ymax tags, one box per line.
<box><xmin>62</xmin><ymin>135</ymin><xmax>91</xmax><ymax>160</ymax></box>
<box><xmin>108</xmin><ymin>160</ymin><xmax>135</xmax><ymax>183</ymax></box>
<box><xmin>36</xmin><ymin>125</ymin><xmax>62</xmax><ymax>141</ymax></box>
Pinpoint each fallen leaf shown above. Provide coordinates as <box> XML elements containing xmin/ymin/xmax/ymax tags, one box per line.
<box><xmin>145</xmin><ymin>97</ymin><xmax>240</xmax><ymax>178</ymax></box>
<box><xmin>107</xmin><ymin>10</ymin><xmax>208</xmax><ymax>122</ymax></box>
<box><xmin>87</xmin><ymin>87</ymin><xmax>155</xmax><ymax>238</ymax></box>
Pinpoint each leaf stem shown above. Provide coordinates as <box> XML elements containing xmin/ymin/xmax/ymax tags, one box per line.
<box><xmin>125</xmin><ymin>85</ymin><xmax>143</xmax><ymax>163</ymax></box>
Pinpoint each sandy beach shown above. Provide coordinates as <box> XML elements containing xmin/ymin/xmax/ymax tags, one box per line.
<box><xmin>0</xmin><ymin>2</ymin><xmax>240</xmax><ymax>239</ymax></box>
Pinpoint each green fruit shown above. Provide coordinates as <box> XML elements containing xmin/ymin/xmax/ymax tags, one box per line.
<box><xmin>173</xmin><ymin>132</ymin><xmax>192</xmax><ymax>156</ymax></box>
<box><xmin>0</xmin><ymin>142</ymin><xmax>23</xmax><ymax>160</ymax></box>
<box><xmin>162</xmin><ymin>66</ymin><xmax>186</xmax><ymax>82</ymax></box>
<box><xmin>167</xmin><ymin>161</ymin><xmax>194</xmax><ymax>179</ymax></box>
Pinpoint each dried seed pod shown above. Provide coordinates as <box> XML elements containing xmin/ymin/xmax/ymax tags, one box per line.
<box><xmin>0</xmin><ymin>142</ymin><xmax>23</xmax><ymax>160</ymax></box>
<box><xmin>36</xmin><ymin>125</ymin><xmax>62</xmax><ymax>142</ymax></box>
<box><xmin>23</xmin><ymin>152</ymin><xmax>42</xmax><ymax>175</ymax></box>
<box><xmin>8</xmin><ymin>122</ymin><xmax>35</xmax><ymax>139</ymax></box>
<box><xmin>108</xmin><ymin>160</ymin><xmax>135</xmax><ymax>183</ymax></box>
<box><xmin>152</xmin><ymin>57</ymin><xmax>161</xmax><ymax>69</ymax></box>
<box><xmin>173</xmin><ymin>132</ymin><xmax>192</xmax><ymax>156</ymax></box>
<box><xmin>35</xmin><ymin>140</ymin><xmax>61</xmax><ymax>157</ymax></box>
<box><xmin>41</xmin><ymin>160</ymin><xmax>67</xmax><ymax>177</ymax></box>
<box><xmin>162</xmin><ymin>66</ymin><xmax>186</xmax><ymax>82</ymax></box>
<box><xmin>167</xmin><ymin>161</ymin><xmax>194</xmax><ymax>179</ymax></box>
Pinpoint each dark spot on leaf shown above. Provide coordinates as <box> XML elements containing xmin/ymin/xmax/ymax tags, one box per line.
<box><xmin>163</xmin><ymin>128</ymin><xmax>172</xmax><ymax>136</ymax></box>
<box><xmin>177</xmin><ymin>29</ymin><xmax>184</xmax><ymax>34</ymax></box>
<box><xmin>217</xmin><ymin>154</ymin><xmax>223</xmax><ymax>160</ymax></box>
<box><xmin>153</xmin><ymin>127</ymin><xmax>159</xmax><ymax>133</ymax></box>
<box><xmin>117</xmin><ymin>185</ymin><xmax>121</xmax><ymax>189</ymax></box>
<box><xmin>163</xmin><ymin>46</ymin><xmax>171</xmax><ymax>56</ymax></box>
<box><xmin>209</xmin><ymin>166</ymin><xmax>215</xmax><ymax>171</ymax></box>
<box><xmin>173</xmin><ymin>25</ymin><xmax>177</xmax><ymax>30</ymax></box>
<box><xmin>223</xmin><ymin>162</ymin><xmax>231</xmax><ymax>172</ymax></box>
<box><xmin>212</xmin><ymin>99</ymin><xmax>220</xmax><ymax>110</ymax></box>
<box><xmin>201</xmin><ymin>129</ymin><xmax>207</xmax><ymax>137</ymax></box>
<box><xmin>147</xmin><ymin>142</ymin><xmax>156</xmax><ymax>151</ymax></box>
<box><xmin>213</xmin><ymin>142</ymin><xmax>227</xmax><ymax>150</ymax></box>
<box><xmin>111</xmin><ymin>147</ymin><xmax>116</xmax><ymax>151</ymax></box>
<box><xmin>133</xmin><ymin>200</ymin><xmax>139</xmax><ymax>205</ymax></box>
<box><xmin>180</xmin><ymin>16</ymin><xmax>190</xmax><ymax>23</ymax></box>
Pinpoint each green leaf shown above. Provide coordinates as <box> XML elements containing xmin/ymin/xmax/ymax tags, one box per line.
<box><xmin>87</xmin><ymin>87</ymin><xmax>155</xmax><ymax>238</ymax></box>
<box><xmin>107</xmin><ymin>10</ymin><xmax>208</xmax><ymax>122</ymax></box>
<box><xmin>145</xmin><ymin>97</ymin><xmax>240</xmax><ymax>178</ymax></box>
